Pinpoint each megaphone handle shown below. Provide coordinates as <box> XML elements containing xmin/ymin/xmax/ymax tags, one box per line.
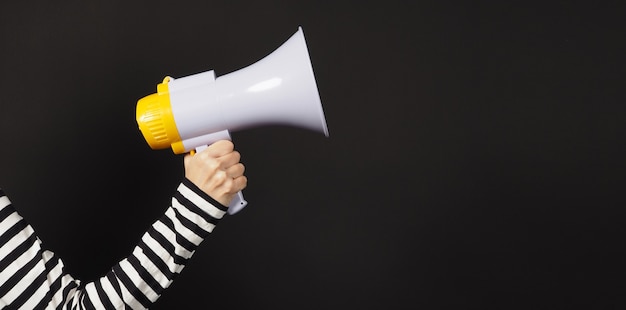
<box><xmin>228</xmin><ymin>191</ymin><xmax>248</xmax><ymax>215</ymax></box>
<box><xmin>193</xmin><ymin>142</ymin><xmax>248</xmax><ymax>215</ymax></box>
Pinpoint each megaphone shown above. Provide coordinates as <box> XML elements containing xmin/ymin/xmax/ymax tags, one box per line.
<box><xmin>136</xmin><ymin>26</ymin><xmax>329</xmax><ymax>215</ymax></box>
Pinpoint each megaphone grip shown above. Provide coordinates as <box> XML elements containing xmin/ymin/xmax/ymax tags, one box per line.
<box><xmin>228</xmin><ymin>191</ymin><xmax>248</xmax><ymax>215</ymax></box>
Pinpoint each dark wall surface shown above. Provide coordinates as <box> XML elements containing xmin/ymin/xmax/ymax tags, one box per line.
<box><xmin>1</xmin><ymin>1</ymin><xmax>625</xmax><ymax>309</ymax></box>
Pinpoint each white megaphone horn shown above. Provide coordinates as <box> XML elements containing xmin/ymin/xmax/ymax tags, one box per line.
<box><xmin>136</xmin><ymin>26</ymin><xmax>329</xmax><ymax>215</ymax></box>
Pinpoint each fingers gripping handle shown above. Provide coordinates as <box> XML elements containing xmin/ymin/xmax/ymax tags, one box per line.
<box><xmin>192</xmin><ymin>130</ymin><xmax>248</xmax><ymax>215</ymax></box>
<box><xmin>194</xmin><ymin>143</ymin><xmax>248</xmax><ymax>215</ymax></box>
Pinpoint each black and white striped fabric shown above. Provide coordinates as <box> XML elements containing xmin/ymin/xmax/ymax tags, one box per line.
<box><xmin>0</xmin><ymin>179</ymin><xmax>227</xmax><ymax>309</ymax></box>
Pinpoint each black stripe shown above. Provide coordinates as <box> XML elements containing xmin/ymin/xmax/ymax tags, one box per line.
<box><xmin>181</xmin><ymin>178</ymin><xmax>228</xmax><ymax>212</ymax></box>
<box><xmin>137</xmin><ymin>240</ymin><xmax>176</xmax><ymax>281</ymax></box>
<box><xmin>10</xmin><ymin>251</ymin><xmax>62</xmax><ymax>309</ymax></box>
<box><xmin>146</xmin><ymin>228</ymin><xmax>188</xmax><ymax>266</ymax></box>
<box><xmin>174</xmin><ymin>191</ymin><xmax>222</xmax><ymax>228</ymax></box>
<box><xmin>0</xmin><ymin>202</ymin><xmax>15</xmax><ymax>222</ymax></box>
<box><xmin>93</xmin><ymin>276</ymin><xmax>117</xmax><ymax>310</ymax></box>
<box><xmin>0</xmin><ymin>238</ymin><xmax>41</xmax><ymax>296</ymax></box>
<box><xmin>0</xmin><ymin>223</ymin><xmax>37</xmax><ymax>273</ymax></box>
<box><xmin>79</xmin><ymin>286</ymin><xmax>97</xmax><ymax>310</ymax></box>
<box><xmin>172</xmin><ymin>194</ymin><xmax>218</xmax><ymax>240</ymax></box>
<box><xmin>112</xmin><ymin>264</ymin><xmax>153</xmax><ymax>309</ymax></box>
<box><xmin>9</xmin><ymin>269</ymin><xmax>47</xmax><ymax>309</ymax></box>
<box><xmin>105</xmin><ymin>271</ymin><xmax>124</xmax><ymax>301</ymax></box>
<box><xmin>34</xmin><ymin>262</ymin><xmax>63</xmax><ymax>310</ymax></box>
<box><xmin>0</xmin><ymin>215</ymin><xmax>29</xmax><ymax>245</ymax></box>
<box><xmin>58</xmin><ymin>280</ymin><xmax>78</xmax><ymax>310</ymax></box>
<box><xmin>127</xmin><ymin>254</ymin><xmax>165</xmax><ymax>296</ymax></box>
<box><xmin>158</xmin><ymin>214</ymin><xmax>197</xmax><ymax>253</ymax></box>
<box><xmin>106</xmin><ymin>272</ymin><xmax>135</xmax><ymax>310</ymax></box>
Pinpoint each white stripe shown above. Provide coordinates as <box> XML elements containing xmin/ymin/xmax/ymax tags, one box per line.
<box><xmin>132</xmin><ymin>247</ymin><xmax>172</xmax><ymax>289</ymax></box>
<box><xmin>20</xmin><ymin>281</ymin><xmax>50</xmax><ymax>309</ymax></box>
<box><xmin>79</xmin><ymin>288</ymin><xmax>88</xmax><ymax>309</ymax></box>
<box><xmin>141</xmin><ymin>234</ymin><xmax>186</xmax><ymax>274</ymax></box>
<box><xmin>0</xmin><ymin>195</ymin><xmax>11</xmax><ymax>209</ymax></box>
<box><xmin>0</xmin><ymin>230</ymin><xmax>40</xmax><ymax>288</ymax></box>
<box><xmin>50</xmin><ymin>274</ymin><xmax>77</xmax><ymax>308</ymax></box>
<box><xmin>119</xmin><ymin>259</ymin><xmax>160</xmax><ymax>303</ymax></box>
<box><xmin>0</xmin><ymin>230</ymin><xmax>38</xmax><ymax>288</ymax></box>
<box><xmin>20</xmin><ymin>250</ymin><xmax>63</xmax><ymax>309</ymax></box>
<box><xmin>83</xmin><ymin>282</ymin><xmax>105</xmax><ymax>309</ymax></box>
<box><xmin>114</xmin><ymin>269</ymin><xmax>147</xmax><ymax>310</ymax></box>
<box><xmin>172</xmin><ymin>198</ymin><xmax>216</xmax><ymax>234</ymax></box>
<box><xmin>154</xmin><ymin>221</ymin><xmax>194</xmax><ymax>258</ymax></box>
<box><xmin>1</xmin><ymin>243</ymin><xmax>47</xmax><ymax>305</ymax></box>
<box><xmin>177</xmin><ymin>183</ymin><xmax>226</xmax><ymax>219</ymax></box>
<box><xmin>0</xmin><ymin>213</ymin><xmax>31</xmax><ymax>260</ymax></box>
<box><xmin>100</xmin><ymin>274</ymin><xmax>126</xmax><ymax>309</ymax></box>
<box><xmin>163</xmin><ymin>207</ymin><xmax>204</xmax><ymax>245</ymax></box>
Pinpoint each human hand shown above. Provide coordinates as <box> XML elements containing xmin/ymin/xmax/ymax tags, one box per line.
<box><xmin>183</xmin><ymin>140</ymin><xmax>247</xmax><ymax>207</ymax></box>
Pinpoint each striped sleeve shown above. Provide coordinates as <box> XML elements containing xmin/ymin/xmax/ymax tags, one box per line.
<box><xmin>0</xmin><ymin>179</ymin><xmax>228</xmax><ymax>309</ymax></box>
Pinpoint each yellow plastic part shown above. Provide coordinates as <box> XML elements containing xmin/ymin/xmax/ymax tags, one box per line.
<box><xmin>136</xmin><ymin>77</ymin><xmax>182</xmax><ymax>151</ymax></box>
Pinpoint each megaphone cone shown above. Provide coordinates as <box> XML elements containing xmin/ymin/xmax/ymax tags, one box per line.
<box><xmin>212</xmin><ymin>26</ymin><xmax>329</xmax><ymax>138</ymax></box>
<box><xmin>137</xmin><ymin>26</ymin><xmax>329</xmax><ymax>155</ymax></box>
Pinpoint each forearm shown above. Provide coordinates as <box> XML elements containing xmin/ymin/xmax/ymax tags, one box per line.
<box><xmin>0</xmin><ymin>180</ymin><xmax>227</xmax><ymax>309</ymax></box>
<box><xmin>82</xmin><ymin>178</ymin><xmax>228</xmax><ymax>309</ymax></box>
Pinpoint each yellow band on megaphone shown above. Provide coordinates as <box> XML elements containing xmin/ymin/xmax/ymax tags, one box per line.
<box><xmin>136</xmin><ymin>77</ymin><xmax>182</xmax><ymax>150</ymax></box>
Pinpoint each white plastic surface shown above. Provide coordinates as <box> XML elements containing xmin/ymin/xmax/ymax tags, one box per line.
<box><xmin>167</xmin><ymin>26</ymin><xmax>328</xmax><ymax>145</ymax></box>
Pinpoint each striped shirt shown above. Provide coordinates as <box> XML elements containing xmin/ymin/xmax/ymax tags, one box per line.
<box><xmin>0</xmin><ymin>179</ymin><xmax>228</xmax><ymax>309</ymax></box>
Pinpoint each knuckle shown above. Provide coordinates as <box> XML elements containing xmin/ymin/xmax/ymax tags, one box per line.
<box><xmin>214</xmin><ymin>171</ymin><xmax>228</xmax><ymax>183</ymax></box>
<box><xmin>207</xmin><ymin>159</ymin><xmax>221</xmax><ymax>171</ymax></box>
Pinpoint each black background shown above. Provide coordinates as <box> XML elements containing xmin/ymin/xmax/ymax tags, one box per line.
<box><xmin>1</xmin><ymin>1</ymin><xmax>625</xmax><ymax>309</ymax></box>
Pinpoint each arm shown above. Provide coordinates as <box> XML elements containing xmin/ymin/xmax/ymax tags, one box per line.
<box><xmin>0</xmin><ymin>181</ymin><xmax>224</xmax><ymax>309</ymax></box>
<box><xmin>0</xmin><ymin>140</ymin><xmax>246</xmax><ymax>309</ymax></box>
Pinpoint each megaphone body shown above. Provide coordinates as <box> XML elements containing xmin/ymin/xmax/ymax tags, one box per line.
<box><xmin>136</xmin><ymin>27</ymin><xmax>329</xmax><ymax>214</ymax></box>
